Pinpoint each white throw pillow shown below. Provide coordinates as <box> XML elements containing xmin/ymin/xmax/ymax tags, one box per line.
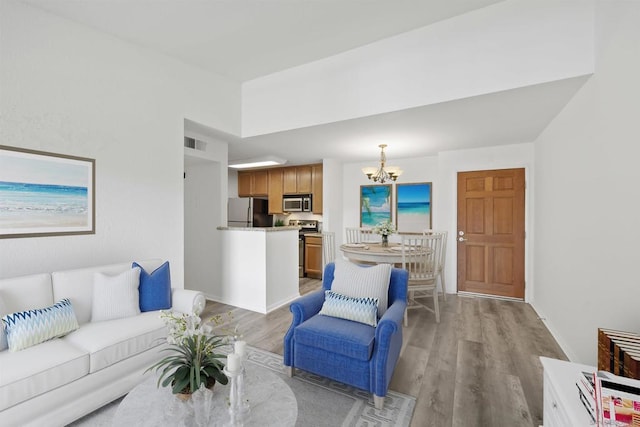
<box><xmin>0</xmin><ymin>294</ymin><xmax>7</xmax><ymax>351</ymax></box>
<box><xmin>91</xmin><ymin>267</ymin><xmax>141</xmax><ymax>322</ymax></box>
<box><xmin>331</xmin><ymin>259</ymin><xmax>392</xmax><ymax>317</ymax></box>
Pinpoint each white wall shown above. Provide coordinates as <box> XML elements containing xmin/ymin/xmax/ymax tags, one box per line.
<box><xmin>242</xmin><ymin>0</ymin><xmax>594</xmax><ymax>137</ymax></box>
<box><xmin>0</xmin><ymin>0</ymin><xmax>240</xmax><ymax>284</ymax></box>
<box><xmin>533</xmin><ymin>1</ymin><xmax>640</xmax><ymax>365</ymax></box>
<box><xmin>184</xmin><ymin>133</ymin><xmax>228</xmax><ymax>297</ymax></box>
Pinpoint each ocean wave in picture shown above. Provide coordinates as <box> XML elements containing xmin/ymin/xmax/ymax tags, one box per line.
<box><xmin>0</xmin><ymin>181</ymin><xmax>89</xmax><ymax>228</ymax></box>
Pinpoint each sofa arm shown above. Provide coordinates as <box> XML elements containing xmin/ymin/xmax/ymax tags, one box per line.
<box><xmin>171</xmin><ymin>288</ymin><xmax>206</xmax><ymax>315</ymax></box>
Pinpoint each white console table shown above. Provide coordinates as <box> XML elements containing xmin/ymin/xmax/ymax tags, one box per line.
<box><xmin>540</xmin><ymin>357</ymin><xmax>596</xmax><ymax>426</ymax></box>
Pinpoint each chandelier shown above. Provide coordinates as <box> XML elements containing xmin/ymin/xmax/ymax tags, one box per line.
<box><xmin>361</xmin><ymin>144</ymin><xmax>403</xmax><ymax>183</ymax></box>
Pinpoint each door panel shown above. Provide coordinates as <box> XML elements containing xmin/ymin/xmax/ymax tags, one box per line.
<box><xmin>457</xmin><ymin>168</ymin><xmax>525</xmax><ymax>299</ymax></box>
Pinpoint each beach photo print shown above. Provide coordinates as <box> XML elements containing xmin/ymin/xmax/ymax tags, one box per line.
<box><xmin>0</xmin><ymin>145</ymin><xmax>95</xmax><ymax>238</ymax></box>
<box><xmin>360</xmin><ymin>184</ymin><xmax>392</xmax><ymax>227</ymax></box>
<box><xmin>396</xmin><ymin>182</ymin><xmax>431</xmax><ymax>232</ymax></box>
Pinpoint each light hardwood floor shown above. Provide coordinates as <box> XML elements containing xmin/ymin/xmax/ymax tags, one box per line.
<box><xmin>202</xmin><ymin>277</ymin><xmax>567</xmax><ymax>427</ymax></box>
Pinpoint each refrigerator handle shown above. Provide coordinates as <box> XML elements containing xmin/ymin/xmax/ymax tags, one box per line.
<box><xmin>247</xmin><ymin>198</ymin><xmax>252</xmax><ymax>225</ymax></box>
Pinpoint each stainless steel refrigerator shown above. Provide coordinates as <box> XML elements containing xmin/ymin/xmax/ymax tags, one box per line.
<box><xmin>227</xmin><ymin>197</ymin><xmax>273</xmax><ymax>227</ymax></box>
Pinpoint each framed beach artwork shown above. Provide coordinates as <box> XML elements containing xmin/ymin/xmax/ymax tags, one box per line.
<box><xmin>360</xmin><ymin>184</ymin><xmax>392</xmax><ymax>227</ymax></box>
<box><xmin>395</xmin><ymin>182</ymin><xmax>431</xmax><ymax>232</ymax></box>
<box><xmin>0</xmin><ymin>145</ymin><xmax>95</xmax><ymax>238</ymax></box>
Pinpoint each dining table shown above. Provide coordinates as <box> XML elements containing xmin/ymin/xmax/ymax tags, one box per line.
<box><xmin>339</xmin><ymin>242</ymin><xmax>406</xmax><ymax>265</ymax></box>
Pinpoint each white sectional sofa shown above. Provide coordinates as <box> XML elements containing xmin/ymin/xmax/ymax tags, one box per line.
<box><xmin>0</xmin><ymin>259</ymin><xmax>204</xmax><ymax>427</ymax></box>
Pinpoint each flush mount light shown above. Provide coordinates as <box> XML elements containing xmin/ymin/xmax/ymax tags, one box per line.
<box><xmin>228</xmin><ymin>156</ymin><xmax>287</xmax><ymax>169</ymax></box>
<box><xmin>361</xmin><ymin>144</ymin><xmax>403</xmax><ymax>183</ymax></box>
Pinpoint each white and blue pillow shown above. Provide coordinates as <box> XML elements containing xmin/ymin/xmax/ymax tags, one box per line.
<box><xmin>319</xmin><ymin>290</ymin><xmax>379</xmax><ymax>327</ymax></box>
<box><xmin>2</xmin><ymin>298</ymin><xmax>79</xmax><ymax>352</ymax></box>
<box><xmin>331</xmin><ymin>259</ymin><xmax>391</xmax><ymax>317</ymax></box>
<box><xmin>133</xmin><ymin>261</ymin><xmax>172</xmax><ymax>312</ymax></box>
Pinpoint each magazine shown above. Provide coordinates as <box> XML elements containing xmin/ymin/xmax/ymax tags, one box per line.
<box><xmin>595</xmin><ymin>371</ymin><xmax>640</xmax><ymax>426</ymax></box>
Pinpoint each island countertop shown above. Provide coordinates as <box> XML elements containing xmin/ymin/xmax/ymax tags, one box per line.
<box><xmin>217</xmin><ymin>226</ymin><xmax>300</xmax><ymax>232</ymax></box>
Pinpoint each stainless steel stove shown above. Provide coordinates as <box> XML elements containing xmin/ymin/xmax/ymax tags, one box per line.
<box><xmin>289</xmin><ymin>220</ymin><xmax>318</xmax><ymax>277</ymax></box>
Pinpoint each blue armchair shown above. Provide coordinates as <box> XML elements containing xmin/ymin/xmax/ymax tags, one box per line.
<box><xmin>283</xmin><ymin>262</ymin><xmax>408</xmax><ymax>409</ymax></box>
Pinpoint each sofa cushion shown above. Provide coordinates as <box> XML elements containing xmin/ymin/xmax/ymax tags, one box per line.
<box><xmin>294</xmin><ymin>314</ymin><xmax>375</xmax><ymax>362</ymax></box>
<box><xmin>91</xmin><ymin>268</ymin><xmax>141</xmax><ymax>322</ymax></box>
<box><xmin>319</xmin><ymin>290</ymin><xmax>378</xmax><ymax>327</ymax></box>
<box><xmin>0</xmin><ymin>338</ymin><xmax>89</xmax><ymax>411</ymax></box>
<box><xmin>331</xmin><ymin>259</ymin><xmax>391</xmax><ymax>317</ymax></box>
<box><xmin>63</xmin><ymin>310</ymin><xmax>165</xmax><ymax>373</ymax></box>
<box><xmin>0</xmin><ymin>273</ymin><xmax>53</xmax><ymax>315</ymax></box>
<box><xmin>134</xmin><ymin>261</ymin><xmax>172</xmax><ymax>312</ymax></box>
<box><xmin>2</xmin><ymin>298</ymin><xmax>79</xmax><ymax>352</ymax></box>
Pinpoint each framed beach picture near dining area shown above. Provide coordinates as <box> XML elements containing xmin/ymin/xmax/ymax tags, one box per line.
<box><xmin>360</xmin><ymin>184</ymin><xmax>392</xmax><ymax>227</ymax></box>
<box><xmin>395</xmin><ymin>182</ymin><xmax>431</xmax><ymax>232</ymax></box>
<box><xmin>0</xmin><ymin>145</ymin><xmax>95</xmax><ymax>239</ymax></box>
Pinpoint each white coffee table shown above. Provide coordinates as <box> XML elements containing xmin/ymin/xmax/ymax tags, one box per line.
<box><xmin>113</xmin><ymin>362</ymin><xmax>297</xmax><ymax>426</ymax></box>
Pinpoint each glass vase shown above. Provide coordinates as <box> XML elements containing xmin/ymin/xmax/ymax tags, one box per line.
<box><xmin>382</xmin><ymin>234</ymin><xmax>389</xmax><ymax>247</ymax></box>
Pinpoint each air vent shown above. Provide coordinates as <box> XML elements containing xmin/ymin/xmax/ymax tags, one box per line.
<box><xmin>184</xmin><ymin>137</ymin><xmax>207</xmax><ymax>151</ymax></box>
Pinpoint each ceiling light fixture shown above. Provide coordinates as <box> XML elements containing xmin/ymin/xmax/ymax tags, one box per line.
<box><xmin>362</xmin><ymin>144</ymin><xmax>402</xmax><ymax>183</ymax></box>
<box><xmin>228</xmin><ymin>156</ymin><xmax>287</xmax><ymax>169</ymax></box>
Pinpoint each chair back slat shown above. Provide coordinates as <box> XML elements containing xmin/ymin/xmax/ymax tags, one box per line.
<box><xmin>401</xmin><ymin>234</ymin><xmax>442</xmax><ymax>283</ymax></box>
<box><xmin>322</xmin><ymin>232</ymin><xmax>336</xmax><ymax>267</ymax></box>
<box><xmin>345</xmin><ymin>227</ymin><xmax>377</xmax><ymax>243</ymax></box>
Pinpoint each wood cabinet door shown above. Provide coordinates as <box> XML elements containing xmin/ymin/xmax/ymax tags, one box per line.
<box><xmin>268</xmin><ymin>169</ymin><xmax>283</xmax><ymax>214</ymax></box>
<box><xmin>237</xmin><ymin>172</ymin><xmax>251</xmax><ymax>197</ymax></box>
<box><xmin>457</xmin><ymin>168</ymin><xmax>525</xmax><ymax>299</ymax></box>
<box><xmin>312</xmin><ymin>164</ymin><xmax>323</xmax><ymax>214</ymax></box>
<box><xmin>305</xmin><ymin>236</ymin><xmax>323</xmax><ymax>279</ymax></box>
<box><xmin>252</xmin><ymin>170</ymin><xmax>268</xmax><ymax>196</ymax></box>
<box><xmin>283</xmin><ymin>168</ymin><xmax>297</xmax><ymax>194</ymax></box>
<box><xmin>296</xmin><ymin>166</ymin><xmax>312</xmax><ymax>193</ymax></box>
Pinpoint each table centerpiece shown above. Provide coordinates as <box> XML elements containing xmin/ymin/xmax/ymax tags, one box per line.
<box><xmin>373</xmin><ymin>220</ymin><xmax>396</xmax><ymax>247</ymax></box>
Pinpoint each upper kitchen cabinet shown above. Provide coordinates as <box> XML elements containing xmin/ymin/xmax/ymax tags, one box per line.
<box><xmin>268</xmin><ymin>168</ymin><xmax>284</xmax><ymax>214</ymax></box>
<box><xmin>312</xmin><ymin>164</ymin><xmax>323</xmax><ymax>214</ymax></box>
<box><xmin>237</xmin><ymin>170</ymin><xmax>268</xmax><ymax>197</ymax></box>
<box><xmin>283</xmin><ymin>166</ymin><xmax>312</xmax><ymax>194</ymax></box>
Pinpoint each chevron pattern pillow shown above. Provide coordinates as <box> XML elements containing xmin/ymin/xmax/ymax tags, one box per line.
<box><xmin>319</xmin><ymin>290</ymin><xmax>379</xmax><ymax>327</ymax></box>
<box><xmin>2</xmin><ymin>298</ymin><xmax>79</xmax><ymax>352</ymax></box>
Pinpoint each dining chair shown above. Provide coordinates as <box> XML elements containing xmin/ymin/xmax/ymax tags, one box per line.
<box><xmin>322</xmin><ymin>232</ymin><xmax>336</xmax><ymax>268</ymax></box>
<box><xmin>423</xmin><ymin>229</ymin><xmax>448</xmax><ymax>301</ymax></box>
<box><xmin>345</xmin><ymin>227</ymin><xmax>361</xmax><ymax>244</ymax></box>
<box><xmin>345</xmin><ymin>227</ymin><xmax>376</xmax><ymax>243</ymax></box>
<box><xmin>402</xmin><ymin>233</ymin><xmax>443</xmax><ymax>325</ymax></box>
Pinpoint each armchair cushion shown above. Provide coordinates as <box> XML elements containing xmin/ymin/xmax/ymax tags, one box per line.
<box><xmin>331</xmin><ymin>259</ymin><xmax>391</xmax><ymax>317</ymax></box>
<box><xmin>319</xmin><ymin>290</ymin><xmax>378</xmax><ymax>327</ymax></box>
<box><xmin>293</xmin><ymin>314</ymin><xmax>375</xmax><ymax>362</ymax></box>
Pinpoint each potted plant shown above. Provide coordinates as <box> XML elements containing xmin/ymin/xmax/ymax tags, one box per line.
<box><xmin>373</xmin><ymin>220</ymin><xmax>396</xmax><ymax>247</ymax></box>
<box><xmin>146</xmin><ymin>311</ymin><xmax>230</xmax><ymax>399</ymax></box>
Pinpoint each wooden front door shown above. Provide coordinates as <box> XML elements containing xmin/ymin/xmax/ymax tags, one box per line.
<box><xmin>457</xmin><ymin>168</ymin><xmax>525</xmax><ymax>299</ymax></box>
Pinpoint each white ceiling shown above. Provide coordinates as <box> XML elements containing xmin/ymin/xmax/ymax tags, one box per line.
<box><xmin>24</xmin><ymin>0</ymin><xmax>588</xmax><ymax>166</ymax></box>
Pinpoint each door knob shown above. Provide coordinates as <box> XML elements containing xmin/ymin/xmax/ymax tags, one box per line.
<box><xmin>458</xmin><ymin>237</ymin><xmax>467</xmax><ymax>242</ymax></box>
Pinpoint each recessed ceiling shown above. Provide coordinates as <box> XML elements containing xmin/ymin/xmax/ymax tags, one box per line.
<box><xmin>23</xmin><ymin>0</ymin><xmax>589</xmax><ymax>165</ymax></box>
<box><xmin>23</xmin><ymin>0</ymin><xmax>503</xmax><ymax>82</ymax></box>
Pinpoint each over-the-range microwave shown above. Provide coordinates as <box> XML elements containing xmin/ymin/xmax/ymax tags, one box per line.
<box><xmin>283</xmin><ymin>195</ymin><xmax>312</xmax><ymax>212</ymax></box>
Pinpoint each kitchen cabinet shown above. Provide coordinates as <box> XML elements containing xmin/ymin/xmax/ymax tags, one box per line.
<box><xmin>283</xmin><ymin>166</ymin><xmax>312</xmax><ymax>194</ymax></box>
<box><xmin>268</xmin><ymin>168</ymin><xmax>284</xmax><ymax>214</ymax></box>
<box><xmin>237</xmin><ymin>170</ymin><xmax>268</xmax><ymax>197</ymax></box>
<box><xmin>304</xmin><ymin>235</ymin><xmax>323</xmax><ymax>279</ymax></box>
<box><xmin>312</xmin><ymin>164</ymin><xmax>323</xmax><ymax>214</ymax></box>
<box><xmin>237</xmin><ymin>164</ymin><xmax>322</xmax><ymax>213</ymax></box>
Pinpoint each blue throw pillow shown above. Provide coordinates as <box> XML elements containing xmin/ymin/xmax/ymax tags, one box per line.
<box><xmin>319</xmin><ymin>290</ymin><xmax>379</xmax><ymax>327</ymax></box>
<box><xmin>2</xmin><ymin>298</ymin><xmax>79</xmax><ymax>352</ymax></box>
<box><xmin>133</xmin><ymin>261</ymin><xmax>172</xmax><ymax>312</ymax></box>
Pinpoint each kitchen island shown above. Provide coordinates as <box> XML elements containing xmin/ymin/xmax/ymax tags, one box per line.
<box><xmin>216</xmin><ymin>226</ymin><xmax>299</xmax><ymax>314</ymax></box>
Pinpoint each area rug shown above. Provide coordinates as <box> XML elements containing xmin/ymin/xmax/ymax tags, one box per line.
<box><xmin>68</xmin><ymin>346</ymin><xmax>415</xmax><ymax>426</ymax></box>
